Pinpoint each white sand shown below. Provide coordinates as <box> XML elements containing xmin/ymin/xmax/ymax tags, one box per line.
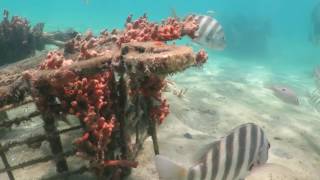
<box><xmin>129</xmin><ymin>57</ymin><xmax>320</xmax><ymax>180</ymax></box>
<box><xmin>1</xmin><ymin>56</ymin><xmax>320</xmax><ymax>180</ymax></box>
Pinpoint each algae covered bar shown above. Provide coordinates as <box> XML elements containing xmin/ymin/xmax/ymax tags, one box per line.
<box><xmin>0</xmin><ymin>13</ymin><xmax>208</xmax><ymax>179</ymax></box>
<box><xmin>0</xmin><ymin>10</ymin><xmax>78</xmax><ymax>67</ymax></box>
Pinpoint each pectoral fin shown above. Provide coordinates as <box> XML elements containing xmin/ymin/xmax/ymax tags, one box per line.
<box><xmin>154</xmin><ymin>155</ymin><xmax>187</xmax><ymax>180</ymax></box>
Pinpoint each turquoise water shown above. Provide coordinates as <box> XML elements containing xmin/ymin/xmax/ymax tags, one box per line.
<box><xmin>1</xmin><ymin>0</ymin><xmax>320</xmax><ymax>179</ymax></box>
<box><xmin>3</xmin><ymin>0</ymin><xmax>319</xmax><ymax>73</ymax></box>
<box><xmin>1</xmin><ymin>0</ymin><xmax>319</xmax><ymax>68</ymax></box>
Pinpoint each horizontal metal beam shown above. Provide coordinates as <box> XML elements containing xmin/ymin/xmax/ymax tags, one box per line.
<box><xmin>0</xmin><ymin>125</ymin><xmax>82</xmax><ymax>152</ymax></box>
<box><xmin>0</xmin><ymin>111</ymin><xmax>40</xmax><ymax>128</ymax></box>
<box><xmin>0</xmin><ymin>98</ymin><xmax>34</xmax><ymax>112</ymax></box>
<box><xmin>0</xmin><ymin>150</ymin><xmax>75</xmax><ymax>174</ymax></box>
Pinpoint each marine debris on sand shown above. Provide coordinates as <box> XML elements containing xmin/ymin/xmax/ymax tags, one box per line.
<box><xmin>0</xmin><ymin>14</ymin><xmax>207</xmax><ymax>179</ymax></box>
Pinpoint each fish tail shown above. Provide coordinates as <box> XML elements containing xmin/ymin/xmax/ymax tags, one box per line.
<box><xmin>155</xmin><ymin>155</ymin><xmax>187</xmax><ymax>180</ymax></box>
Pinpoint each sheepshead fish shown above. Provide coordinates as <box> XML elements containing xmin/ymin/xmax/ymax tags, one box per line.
<box><xmin>192</xmin><ymin>15</ymin><xmax>226</xmax><ymax>50</ymax></box>
<box><xmin>155</xmin><ymin>123</ymin><xmax>270</xmax><ymax>180</ymax></box>
<box><xmin>171</xmin><ymin>8</ymin><xmax>226</xmax><ymax>50</ymax></box>
<box><xmin>268</xmin><ymin>85</ymin><xmax>299</xmax><ymax>105</ymax></box>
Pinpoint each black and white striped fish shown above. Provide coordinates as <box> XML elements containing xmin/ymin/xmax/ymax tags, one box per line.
<box><xmin>192</xmin><ymin>15</ymin><xmax>226</xmax><ymax>50</ymax></box>
<box><xmin>155</xmin><ymin>123</ymin><xmax>270</xmax><ymax>180</ymax></box>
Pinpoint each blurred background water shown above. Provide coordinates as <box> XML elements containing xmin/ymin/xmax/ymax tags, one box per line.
<box><xmin>1</xmin><ymin>0</ymin><xmax>320</xmax><ymax>78</ymax></box>
<box><xmin>1</xmin><ymin>1</ymin><xmax>320</xmax><ymax>179</ymax></box>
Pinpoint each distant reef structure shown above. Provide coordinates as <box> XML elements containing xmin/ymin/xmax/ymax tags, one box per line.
<box><xmin>0</xmin><ymin>10</ymin><xmax>77</xmax><ymax>66</ymax></box>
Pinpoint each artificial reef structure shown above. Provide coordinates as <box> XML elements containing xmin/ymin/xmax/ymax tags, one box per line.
<box><xmin>0</xmin><ymin>13</ymin><xmax>207</xmax><ymax>180</ymax></box>
<box><xmin>0</xmin><ymin>10</ymin><xmax>77</xmax><ymax>66</ymax></box>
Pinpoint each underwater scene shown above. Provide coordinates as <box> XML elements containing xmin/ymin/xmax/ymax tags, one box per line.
<box><xmin>0</xmin><ymin>0</ymin><xmax>320</xmax><ymax>179</ymax></box>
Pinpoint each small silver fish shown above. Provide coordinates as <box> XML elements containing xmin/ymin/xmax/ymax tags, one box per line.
<box><xmin>314</xmin><ymin>66</ymin><xmax>320</xmax><ymax>80</ymax></box>
<box><xmin>269</xmin><ymin>85</ymin><xmax>299</xmax><ymax>105</ymax></box>
<box><xmin>155</xmin><ymin>123</ymin><xmax>270</xmax><ymax>180</ymax></box>
<box><xmin>192</xmin><ymin>15</ymin><xmax>226</xmax><ymax>50</ymax></box>
<box><xmin>309</xmin><ymin>88</ymin><xmax>320</xmax><ymax>112</ymax></box>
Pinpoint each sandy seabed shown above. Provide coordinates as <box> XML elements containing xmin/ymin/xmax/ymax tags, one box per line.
<box><xmin>1</xmin><ymin>56</ymin><xmax>319</xmax><ymax>180</ymax></box>
<box><xmin>129</xmin><ymin>56</ymin><xmax>320</xmax><ymax>180</ymax></box>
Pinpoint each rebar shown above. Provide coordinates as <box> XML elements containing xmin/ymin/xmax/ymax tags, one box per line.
<box><xmin>0</xmin><ymin>125</ymin><xmax>81</xmax><ymax>152</ymax></box>
<box><xmin>0</xmin><ymin>144</ymin><xmax>14</xmax><ymax>180</ymax></box>
<box><xmin>0</xmin><ymin>111</ymin><xmax>40</xmax><ymax>128</ymax></box>
<box><xmin>0</xmin><ymin>150</ymin><xmax>75</xmax><ymax>174</ymax></box>
<box><xmin>42</xmin><ymin>111</ymin><xmax>69</xmax><ymax>173</ymax></box>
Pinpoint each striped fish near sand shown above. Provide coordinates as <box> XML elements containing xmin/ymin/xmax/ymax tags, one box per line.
<box><xmin>171</xmin><ymin>8</ymin><xmax>226</xmax><ymax>50</ymax></box>
<box><xmin>192</xmin><ymin>15</ymin><xmax>226</xmax><ymax>50</ymax></box>
<box><xmin>155</xmin><ymin>123</ymin><xmax>270</xmax><ymax>180</ymax></box>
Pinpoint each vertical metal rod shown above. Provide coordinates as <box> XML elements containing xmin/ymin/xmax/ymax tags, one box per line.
<box><xmin>145</xmin><ymin>98</ymin><xmax>160</xmax><ymax>155</ymax></box>
<box><xmin>0</xmin><ymin>145</ymin><xmax>15</xmax><ymax>180</ymax></box>
<box><xmin>42</xmin><ymin>113</ymin><xmax>69</xmax><ymax>173</ymax></box>
<box><xmin>117</xmin><ymin>76</ymin><xmax>129</xmax><ymax>160</ymax></box>
<box><xmin>149</xmin><ymin>117</ymin><xmax>159</xmax><ymax>155</ymax></box>
<box><xmin>0</xmin><ymin>111</ymin><xmax>8</xmax><ymax>121</ymax></box>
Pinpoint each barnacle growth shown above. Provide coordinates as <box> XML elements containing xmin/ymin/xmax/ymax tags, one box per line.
<box><xmin>0</xmin><ymin>14</ymin><xmax>208</xmax><ymax>179</ymax></box>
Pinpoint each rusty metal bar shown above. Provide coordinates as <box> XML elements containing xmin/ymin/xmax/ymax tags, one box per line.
<box><xmin>0</xmin><ymin>150</ymin><xmax>75</xmax><ymax>174</ymax></box>
<box><xmin>58</xmin><ymin>125</ymin><xmax>82</xmax><ymax>134</ymax></box>
<box><xmin>117</xmin><ymin>76</ymin><xmax>129</xmax><ymax>160</ymax></box>
<box><xmin>144</xmin><ymin>97</ymin><xmax>160</xmax><ymax>155</ymax></box>
<box><xmin>149</xmin><ymin>117</ymin><xmax>159</xmax><ymax>155</ymax></box>
<box><xmin>42</xmin><ymin>112</ymin><xmax>69</xmax><ymax>173</ymax></box>
<box><xmin>0</xmin><ymin>125</ymin><xmax>82</xmax><ymax>152</ymax></box>
<box><xmin>0</xmin><ymin>111</ymin><xmax>40</xmax><ymax>128</ymax></box>
<box><xmin>0</xmin><ymin>110</ymin><xmax>8</xmax><ymax>121</ymax></box>
<box><xmin>0</xmin><ymin>98</ymin><xmax>34</xmax><ymax>112</ymax></box>
<box><xmin>0</xmin><ymin>145</ymin><xmax>15</xmax><ymax>180</ymax></box>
